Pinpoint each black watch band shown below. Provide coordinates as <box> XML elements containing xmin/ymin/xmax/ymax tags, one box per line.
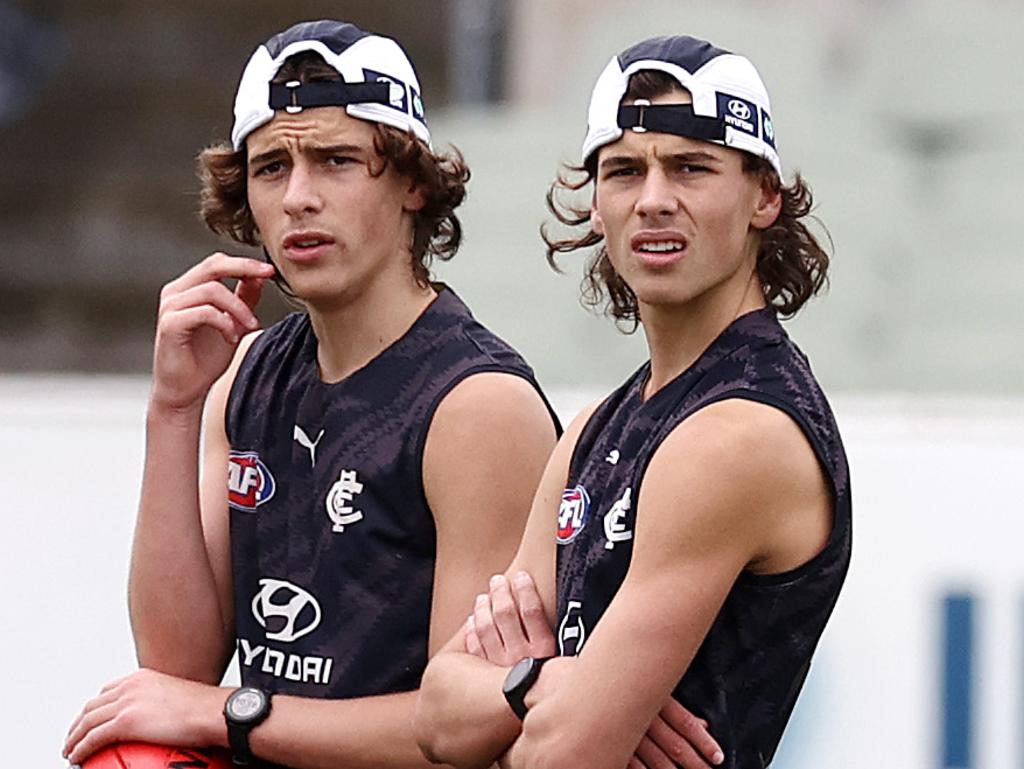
<box><xmin>224</xmin><ymin>687</ymin><xmax>272</xmax><ymax>766</ymax></box>
<box><xmin>502</xmin><ymin>656</ymin><xmax>552</xmax><ymax>720</ymax></box>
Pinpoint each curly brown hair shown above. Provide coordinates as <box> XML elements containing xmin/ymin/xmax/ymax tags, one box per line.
<box><xmin>196</xmin><ymin>52</ymin><xmax>470</xmax><ymax>288</ymax></box>
<box><xmin>543</xmin><ymin>71</ymin><xmax>830</xmax><ymax>327</ymax></box>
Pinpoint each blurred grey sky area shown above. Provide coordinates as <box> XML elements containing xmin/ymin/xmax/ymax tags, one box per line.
<box><xmin>0</xmin><ymin>0</ymin><xmax>1020</xmax><ymax>395</ymax></box>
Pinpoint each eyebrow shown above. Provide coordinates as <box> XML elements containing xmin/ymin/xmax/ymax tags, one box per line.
<box><xmin>598</xmin><ymin>149</ymin><xmax>724</xmax><ymax>172</ymax></box>
<box><xmin>248</xmin><ymin>143</ymin><xmax>367</xmax><ymax>167</ymax></box>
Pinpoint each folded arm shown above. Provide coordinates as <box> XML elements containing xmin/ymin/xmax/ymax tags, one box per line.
<box><xmin>501</xmin><ymin>399</ymin><xmax>831</xmax><ymax>769</ymax></box>
<box><xmin>415</xmin><ymin>403</ymin><xmax>727</xmax><ymax>769</ymax></box>
<box><xmin>68</xmin><ymin>368</ymin><xmax>558</xmax><ymax>768</ymax></box>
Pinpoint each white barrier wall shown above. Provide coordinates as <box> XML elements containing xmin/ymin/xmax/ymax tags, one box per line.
<box><xmin>2</xmin><ymin>377</ymin><xmax>1020</xmax><ymax>768</ymax></box>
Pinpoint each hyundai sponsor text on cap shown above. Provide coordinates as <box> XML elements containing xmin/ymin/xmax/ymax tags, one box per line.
<box><xmin>231</xmin><ymin>20</ymin><xmax>430</xmax><ymax>150</ymax></box>
<box><xmin>582</xmin><ymin>36</ymin><xmax>781</xmax><ymax>177</ymax></box>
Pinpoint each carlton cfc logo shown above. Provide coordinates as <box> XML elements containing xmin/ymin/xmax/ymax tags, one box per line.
<box><xmin>228</xmin><ymin>451</ymin><xmax>276</xmax><ymax>511</ymax></box>
<box><xmin>557</xmin><ymin>485</ymin><xmax>590</xmax><ymax>544</ymax></box>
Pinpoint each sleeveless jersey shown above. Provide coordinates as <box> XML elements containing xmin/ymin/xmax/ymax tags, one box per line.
<box><xmin>226</xmin><ymin>288</ymin><xmax>557</xmax><ymax>709</ymax></box>
<box><xmin>555</xmin><ymin>308</ymin><xmax>851</xmax><ymax>768</ymax></box>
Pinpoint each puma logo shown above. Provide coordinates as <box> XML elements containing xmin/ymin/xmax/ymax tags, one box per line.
<box><xmin>293</xmin><ymin>425</ymin><xmax>325</xmax><ymax>467</ymax></box>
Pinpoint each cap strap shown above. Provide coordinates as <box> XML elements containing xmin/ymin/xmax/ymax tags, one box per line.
<box><xmin>269</xmin><ymin>80</ymin><xmax>391</xmax><ymax>114</ymax></box>
<box><xmin>617</xmin><ymin>103</ymin><xmax>726</xmax><ymax>142</ymax></box>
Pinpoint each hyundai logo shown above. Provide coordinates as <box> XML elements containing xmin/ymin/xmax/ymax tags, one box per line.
<box><xmin>728</xmin><ymin>99</ymin><xmax>752</xmax><ymax>121</ymax></box>
<box><xmin>251</xmin><ymin>578</ymin><xmax>322</xmax><ymax>643</ymax></box>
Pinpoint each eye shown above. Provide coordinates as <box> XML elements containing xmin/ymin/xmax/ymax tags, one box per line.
<box><xmin>327</xmin><ymin>155</ymin><xmax>358</xmax><ymax>167</ymax></box>
<box><xmin>603</xmin><ymin>166</ymin><xmax>640</xmax><ymax>180</ymax></box>
<box><xmin>252</xmin><ymin>161</ymin><xmax>284</xmax><ymax>178</ymax></box>
<box><xmin>677</xmin><ymin>163</ymin><xmax>710</xmax><ymax>175</ymax></box>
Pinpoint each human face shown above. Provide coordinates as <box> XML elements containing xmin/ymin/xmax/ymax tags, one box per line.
<box><xmin>591</xmin><ymin>89</ymin><xmax>780</xmax><ymax>315</ymax></box>
<box><xmin>246</xmin><ymin>107</ymin><xmax>423</xmax><ymax>309</ymax></box>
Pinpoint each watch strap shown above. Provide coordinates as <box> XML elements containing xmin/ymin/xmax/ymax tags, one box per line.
<box><xmin>224</xmin><ymin>687</ymin><xmax>272</xmax><ymax>766</ymax></box>
<box><xmin>503</xmin><ymin>656</ymin><xmax>552</xmax><ymax>720</ymax></box>
<box><xmin>227</xmin><ymin>719</ymin><xmax>253</xmax><ymax>766</ymax></box>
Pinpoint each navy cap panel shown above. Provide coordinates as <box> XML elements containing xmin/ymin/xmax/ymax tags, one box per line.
<box><xmin>617</xmin><ymin>35</ymin><xmax>731</xmax><ymax>73</ymax></box>
<box><xmin>265</xmin><ymin>20</ymin><xmax>372</xmax><ymax>58</ymax></box>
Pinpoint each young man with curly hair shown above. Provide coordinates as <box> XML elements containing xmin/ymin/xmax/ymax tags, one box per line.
<box><xmin>416</xmin><ymin>35</ymin><xmax>851</xmax><ymax>769</ymax></box>
<box><xmin>64</xmin><ymin>20</ymin><xmax>559</xmax><ymax>769</ymax></box>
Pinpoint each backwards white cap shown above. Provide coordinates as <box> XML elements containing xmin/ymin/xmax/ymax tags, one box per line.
<box><xmin>231</xmin><ymin>20</ymin><xmax>430</xmax><ymax>150</ymax></box>
<box><xmin>582</xmin><ymin>36</ymin><xmax>781</xmax><ymax>177</ymax></box>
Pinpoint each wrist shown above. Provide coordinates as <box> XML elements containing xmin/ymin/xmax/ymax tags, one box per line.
<box><xmin>147</xmin><ymin>395</ymin><xmax>206</xmax><ymax>427</ymax></box>
<box><xmin>502</xmin><ymin>656</ymin><xmax>552</xmax><ymax>720</ymax></box>
<box><xmin>224</xmin><ymin>687</ymin><xmax>274</xmax><ymax>764</ymax></box>
<box><xmin>187</xmin><ymin>684</ymin><xmax>234</xmax><ymax>748</ymax></box>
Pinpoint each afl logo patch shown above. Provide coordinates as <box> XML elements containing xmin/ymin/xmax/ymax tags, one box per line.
<box><xmin>557</xmin><ymin>485</ymin><xmax>590</xmax><ymax>544</ymax></box>
<box><xmin>228</xmin><ymin>451</ymin><xmax>276</xmax><ymax>511</ymax></box>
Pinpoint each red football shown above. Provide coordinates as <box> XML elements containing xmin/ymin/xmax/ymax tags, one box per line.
<box><xmin>80</xmin><ymin>742</ymin><xmax>233</xmax><ymax>769</ymax></box>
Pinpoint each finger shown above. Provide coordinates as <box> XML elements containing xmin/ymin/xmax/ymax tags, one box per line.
<box><xmin>235</xmin><ymin>276</ymin><xmax>266</xmax><ymax>312</ymax></box>
<box><xmin>161</xmin><ymin>281</ymin><xmax>260</xmax><ymax>332</ymax></box>
<box><xmin>164</xmin><ymin>305</ymin><xmax>245</xmax><ymax>346</ymax></box>
<box><xmin>472</xmin><ymin>593</ymin><xmax>505</xmax><ymax>662</ymax></box>
<box><xmin>659</xmin><ymin>699</ymin><xmax>723</xmax><ymax>764</ymax></box>
<box><xmin>67</xmin><ymin>712</ymin><xmax>130</xmax><ymax>766</ymax></box>
<box><xmin>64</xmin><ymin>700</ymin><xmax>120</xmax><ymax>759</ymax></box>
<box><xmin>627</xmin><ymin>757</ymin><xmax>649</xmax><ymax>769</ymax></box>
<box><xmin>488</xmin><ymin>575</ymin><xmax>528</xmax><ymax>654</ymax></box>
<box><xmin>648</xmin><ymin>714</ymin><xmax>714</xmax><ymax>769</ymax></box>
<box><xmin>634</xmin><ymin>734</ymin><xmax>678</xmax><ymax>769</ymax></box>
<box><xmin>98</xmin><ymin>673</ymin><xmax>133</xmax><ymax>694</ymax></box>
<box><xmin>65</xmin><ymin>686</ymin><xmax>121</xmax><ymax>740</ymax></box>
<box><xmin>166</xmin><ymin>253</ymin><xmax>275</xmax><ymax>294</ymax></box>
<box><xmin>512</xmin><ymin>571</ymin><xmax>555</xmax><ymax>653</ymax></box>
<box><xmin>464</xmin><ymin>617</ymin><xmax>486</xmax><ymax>658</ymax></box>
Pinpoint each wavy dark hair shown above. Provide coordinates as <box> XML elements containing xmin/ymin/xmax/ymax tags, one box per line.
<box><xmin>196</xmin><ymin>52</ymin><xmax>470</xmax><ymax>289</ymax></box>
<box><xmin>543</xmin><ymin>70</ymin><xmax>830</xmax><ymax>328</ymax></box>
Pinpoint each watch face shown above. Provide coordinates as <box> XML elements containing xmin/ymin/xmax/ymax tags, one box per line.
<box><xmin>228</xmin><ymin>689</ymin><xmax>266</xmax><ymax>722</ymax></box>
<box><xmin>504</xmin><ymin>657</ymin><xmax>534</xmax><ymax>693</ymax></box>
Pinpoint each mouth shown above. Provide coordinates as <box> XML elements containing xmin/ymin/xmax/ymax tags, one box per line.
<box><xmin>281</xmin><ymin>232</ymin><xmax>335</xmax><ymax>261</ymax></box>
<box><xmin>630</xmin><ymin>232</ymin><xmax>688</xmax><ymax>265</ymax></box>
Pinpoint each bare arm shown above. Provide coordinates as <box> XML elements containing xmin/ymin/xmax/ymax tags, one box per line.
<box><xmin>503</xmin><ymin>400</ymin><xmax>832</xmax><ymax>769</ymax></box>
<box><xmin>128</xmin><ymin>254</ymin><xmax>272</xmax><ymax>682</ymax></box>
<box><xmin>415</xmin><ymin>403</ymin><xmax>596</xmax><ymax>768</ymax></box>
<box><xmin>246</xmin><ymin>372</ymin><xmax>559</xmax><ymax>769</ymax></box>
<box><xmin>67</xmin><ymin>369</ymin><xmax>558</xmax><ymax>768</ymax></box>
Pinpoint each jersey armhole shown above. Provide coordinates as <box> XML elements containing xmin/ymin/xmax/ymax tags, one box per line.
<box><xmin>634</xmin><ymin>389</ymin><xmax>849</xmax><ymax>588</ymax></box>
<box><xmin>414</xmin><ymin>366</ymin><xmax>559</xmax><ymax>525</ymax></box>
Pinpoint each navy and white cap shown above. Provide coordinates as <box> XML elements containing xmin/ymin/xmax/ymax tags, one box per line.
<box><xmin>582</xmin><ymin>36</ymin><xmax>781</xmax><ymax>177</ymax></box>
<box><xmin>231</xmin><ymin>20</ymin><xmax>430</xmax><ymax>150</ymax></box>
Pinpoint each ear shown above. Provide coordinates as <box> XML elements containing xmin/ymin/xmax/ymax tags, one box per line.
<box><xmin>750</xmin><ymin>177</ymin><xmax>782</xmax><ymax>230</ymax></box>
<box><xmin>403</xmin><ymin>182</ymin><xmax>427</xmax><ymax>214</ymax></box>
<box><xmin>591</xmin><ymin>190</ymin><xmax>605</xmax><ymax>237</ymax></box>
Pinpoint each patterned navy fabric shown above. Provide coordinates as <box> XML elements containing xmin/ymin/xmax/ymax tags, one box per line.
<box><xmin>555</xmin><ymin>308</ymin><xmax>851</xmax><ymax>768</ymax></box>
<box><xmin>617</xmin><ymin>35</ymin><xmax>730</xmax><ymax>73</ymax></box>
<box><xmin>264</xmin><ymin>20</ymin><xmax>371</xmax><ymax>58</ymax></box>
<box><xmin>225</xmin><ymin>288</ymin><xmax>557</xmax><ymax>732</ymax></box>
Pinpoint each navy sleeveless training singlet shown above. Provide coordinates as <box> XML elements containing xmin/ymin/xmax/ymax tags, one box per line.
<box><xmin>225</xmin><ymin>288</ymin><xmax>558</xmax><ymax>712</ymax></box>
<box><xmin>555</xmin><ymin>308</ymin><xmax>851</xmax><ymax>768</ymax></box>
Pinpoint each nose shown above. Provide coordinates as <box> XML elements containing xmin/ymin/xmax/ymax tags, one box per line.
<box><xmin>282</xmin><ymin>161</ymin><xmax>323</xmax><ymax>218</ymax></box>
<box><xmin>634</xmin><ymin>167</ymin><xmax>679</xmax><ymax>219</ymax></box>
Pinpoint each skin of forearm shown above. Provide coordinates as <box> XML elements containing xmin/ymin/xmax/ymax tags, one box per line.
<box><xmin>128</xmin><ymin>402</ymin><xmax>230</xmax><ymax>682</ymax></box>
<box><xmin>252</xmin><ymin>690</ymin><xmax>452</xmax><ymax>769</ymax></box>
<box><xmin>416</xmin><ymin>651</ymin><xmax>521</xmax><ymax>768</ymax></box>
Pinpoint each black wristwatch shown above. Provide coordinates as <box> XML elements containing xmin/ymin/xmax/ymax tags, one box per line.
<box><xmin>224</xmin><ymin>686</ymin><xmax>272</xmax><ymax>766</ymax></box>
<box><xmin>502</xmin><ymin>656</ymin><xmax>552</xmax><ymax>719</ymax></box>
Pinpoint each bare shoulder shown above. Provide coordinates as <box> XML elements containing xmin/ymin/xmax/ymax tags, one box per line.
<box><xmin>431</xmin><ymin>370</ymin><xmax>553</xmax><ymax>430</ymax></box>
<box><xmin>423</xmin><ymin>372</ymin><xmax>558</xmax><ymax>520</ymax></box>
<box><xmin>640</xmin><ymin>397</ymin><xmax>830</xmax><ymax>574</ymax></box>
<box><xmin>656</xmin><ymin>397</ymin><xmax>818</xmax><ymax>479</ymax></box>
